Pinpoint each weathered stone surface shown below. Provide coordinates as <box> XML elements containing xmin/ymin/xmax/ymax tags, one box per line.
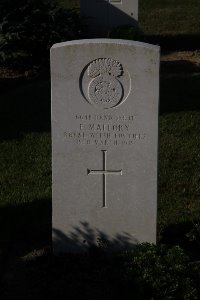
<box><xmin>80</xmin><ymin>0</ymin><xmax>138</xmax><ymax>37</ymax></box>
<box><xmin>51</xmin><ymin>39</ymin><xmax>160</xmax><ymax>253</ymax></box>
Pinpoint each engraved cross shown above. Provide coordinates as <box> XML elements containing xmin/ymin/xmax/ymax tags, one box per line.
<box><xmin>87</xmin><ymin>150</ymin><xmax>122</xmax><ymax>208</ymax></box>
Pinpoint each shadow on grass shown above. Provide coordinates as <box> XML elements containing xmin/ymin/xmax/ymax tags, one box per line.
<box><xmin>0</xmin><ymin>200</ymin><xmax>144</xmax><ymax>300</ymax></box>
<box><xmin>0</xmin><ymin>77</ymin><xmax>51</xmax><ymax>141</ymax></box>
<box><xmin>0</xmin><ymin>197</ymin><xmax>137</xmax><ymax>256</ymax></box>
<box><xmin>0</xmin><ymin>196</ymin><xmax>199</xmax><ymax>259</ymax></box>
<box><xmin>160</xmin><ymin>72</ymin><xmax>200</xmax><ymax>114</ymax></box>
<box><xmin>110</xmin><ymin>27</ymin><xmax>200</xmax><ymax>51</ymax></box>
<box><xmin>0</xmin><ymin>198</ymin><xmax>52</xmax><ymax>298</ymax></box>
<box><xmin>0</xmin><ymin>198</ymin><xmax>51</xmax><ymax>257</ymax></box>
<box><xmin>144</xmin><ymin>34</ymin><xmax>200</xmax><ymax>51</ymax></box>
<box><xmin>161</xmin><ymin>60</ymin><xmax>200</xmax><ymax>74</ymax></box>
<box><xmin>0</xmin><ymin>200</ymin><xmax>199</xmax><ymax>299</ymax></box>
<box><xmin>0</xmin><ymin>245</ymin><xmax>143</xmax><ymax>300</ymax></box>
<box><xmin>160</xmin><ymin>59</ymin><xmax>200</xmax><ymax>113</ymax></box>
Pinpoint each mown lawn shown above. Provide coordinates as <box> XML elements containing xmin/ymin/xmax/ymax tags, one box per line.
<box><xmin>140</xmin><ymin>0</ymin><xmax>200</xmax><ymax>36</ymax></box>
<box><xmin>60</xmin><ymin>0</ymin><xmax>200</xmax><ymax>37</ymax></box>
<box><xmin>159</xmin><ymin>112</ymin><xmax>200</xmax><ymax>234</ymax></box>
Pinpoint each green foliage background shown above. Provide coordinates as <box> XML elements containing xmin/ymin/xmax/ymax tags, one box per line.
<box><xmin>0</xmin><ymin>0</ymin><xmax>81</xmax><ymax>68</ymax></box>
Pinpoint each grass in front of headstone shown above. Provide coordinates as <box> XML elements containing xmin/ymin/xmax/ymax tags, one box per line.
<box><xmin>0</xmin><ymin>132</ymin><xmax>51</xmax><ymax>245</ymax></box>
<box><xmin>159</xmin><ymin>111</ymin><xmax>200</xmax><ymax>251</ymax></box>
<box><xmin>0</xmin><ymin>133</ymin><xmax>51</xmax><ymax>206</ymax></box>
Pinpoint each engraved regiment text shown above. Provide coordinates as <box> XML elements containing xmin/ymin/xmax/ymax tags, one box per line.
<box><xmin>64</xmin><ymin>114</ymin><xmax>146</xmax><ymax>147</ymax></box>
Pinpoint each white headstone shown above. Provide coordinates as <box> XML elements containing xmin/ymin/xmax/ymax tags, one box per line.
<box><xmin>51</xmin><ymin>39</ymin><xmax>160</xmax><ymax>253</ymax></box>
<box><xmin>81</xmin><ymin>0</ymin><xmax>138</xmax><ymax>37</ymax></box>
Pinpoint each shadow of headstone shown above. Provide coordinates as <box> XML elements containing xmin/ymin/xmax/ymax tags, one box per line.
<box><xmin>81</xmin><ymin>0</ymin><xmax>138</xmax><ymax>37</ymax></box>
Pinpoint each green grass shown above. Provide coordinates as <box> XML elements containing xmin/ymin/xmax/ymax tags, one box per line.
<box><xmin>0</xmin><ymin>133</ymin><xmax>51</xmax><ymax>206</ymax></box>
<box><xmin>60</xmin><ymin>0</ymin><xmax>200</xmax><ymax>37</ymax></box>
<box><xmin>140</xmin><ymin>0</ymin><xmax>200</xmax><ymax>36</ymax></box>
<box><xmin>0</xmin><ymin>133</ymin><xmax>51</xmax><ymax>243</ymax></box>
<box><xmin>159</xmin><ymin>111</ymin><xmax>200</xmax><ymax>233</ymax></box>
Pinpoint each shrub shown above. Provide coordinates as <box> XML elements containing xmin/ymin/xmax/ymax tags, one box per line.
<box><xmin>122</xmin><ymin>243</ymin><xmax>199</xmax><ymax>300</ymax></box>
<box><xmin>0</xmin><ymin>0</ymin><xmax>81</xmax><ymax>69</ymax></box>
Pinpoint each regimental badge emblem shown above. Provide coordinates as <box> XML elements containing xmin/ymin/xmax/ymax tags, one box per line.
<box><xmin>88</xmin><ymin>59</ymin><xmax>123</xmax><ymax>109</ymax></box>
<box><xmin>80</xmin><ymin>58</ymin><xmax>131</xmax><ymax>109</ymax></box>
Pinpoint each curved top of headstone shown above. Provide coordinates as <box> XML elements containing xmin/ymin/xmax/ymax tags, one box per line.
<box><xmin>51</xmin><ymin>39</ymin><xmax>160</xmax><ymax>52</ymax></box>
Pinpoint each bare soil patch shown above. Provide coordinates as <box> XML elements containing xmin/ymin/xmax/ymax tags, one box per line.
<box><xmin>161</xmin><ymin>50</ymin><xmax>200</xmax><ymax>66</ymax></box>
<box><xmin>161</xmin><ymin>50</ymin><xmax>200</xmax><ymax>73</ymax></box>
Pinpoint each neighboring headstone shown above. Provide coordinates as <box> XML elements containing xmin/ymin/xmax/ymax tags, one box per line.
<box><xmin>51</xmin><ymin>39</ymin><xmax>160</xmax><ymax>253</ymax></box>
<box><xmin>80</xmin><ymin>0</ymin><xmax>138</xmax><ymax>37</ymax></box>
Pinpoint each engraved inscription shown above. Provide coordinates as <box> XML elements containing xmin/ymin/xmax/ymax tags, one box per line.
<box><xmin>80</xmin><ymin>58</ymin><xmax>131</xmax><ymax>109</ymax></box>
<box><xmin>63</xmin><ymin>114</ymin><xmax>146</xmax><ymax>147</ymax></box>
<box><xmin>87</xmin><ymin>150</ymin><xmax>122</xmax><ymax>207</ymax></box>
